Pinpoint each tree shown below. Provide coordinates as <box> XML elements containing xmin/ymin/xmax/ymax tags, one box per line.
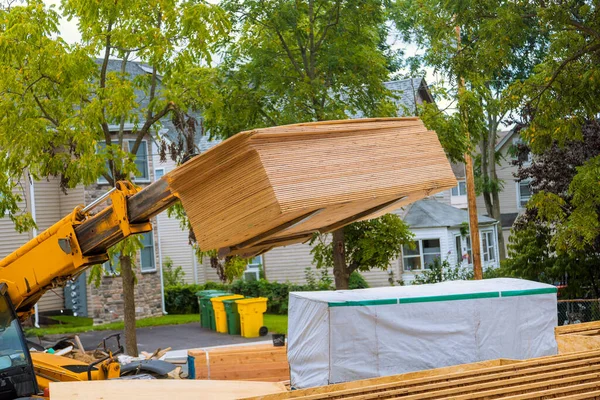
<box><xmin>203</xmin><ymin>0</ymin><xmax>411</xmax><ymax>289</ymax></box>
<box><xmin>503</xmin><ymin>122</ymin><xmax>600</xmax><ymax>298</ymax></box>
<box><xmin>393</xmin><ymin>0</ymin><xmax>547</xmax><ymax>260</ymax></box>
<box><xmin>503</xmin><ymin>0</ymin><xmax>600</xmax><ymax>293</ymax></box>
<box><xmin>0</xmin><ymin>0</ymin><xmax>227</xmax><ymax>355</ymax></box>
<box><xmin>311</xmin><ymin>214</ymin><xmax>414</xmax><ymax>289</ymax></box>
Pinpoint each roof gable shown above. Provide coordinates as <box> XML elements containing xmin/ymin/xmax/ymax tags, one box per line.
<box><xmin>403</xmin><ymin>199</ymin><xmax>496</xmax><ymax>228</ymax></box>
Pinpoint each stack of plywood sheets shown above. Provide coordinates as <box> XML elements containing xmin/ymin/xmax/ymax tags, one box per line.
<box><xmin>556</xmin><ymin>321</ymin><xmax>600</xmax><ymax>353</ymax></box>
<box><xmin>188</xmin><ymin>344</ymin><xmax>289</xmax><ymax>382</ymax></box>
<box><xmin>167</xmin><ymin>118</ymin><xmax>456</xmax><ymax>256</ymax></box>
<box><xmin>243</xmin><ymin>350</ymin><xmax>600</xmax><ymax>399</ymax></box>
<box><xmin>49</xmin><ymin>380</ymin><xmax>287</xmax><ymax>400</ymax></box>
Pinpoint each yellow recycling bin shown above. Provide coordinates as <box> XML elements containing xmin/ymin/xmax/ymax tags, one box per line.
<box><xmin>236</xmin><ymin>297</ymin><xmax>268</xmax><ymax>338</ymax></box>
<box><xmin>211</xmin><ymin>295</ymin><xmax>244</xmax><ymax>333</ymax></box>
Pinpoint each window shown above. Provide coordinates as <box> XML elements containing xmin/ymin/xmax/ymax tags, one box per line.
<box><xmin>451</xmin><ymin>181</ymin><xmax>467</xmax><ymax>197</ymax></box>
<box><xmin>511</xmin><ymin>138</ymin><xmax>532</xmax><ymax>164</ymax></box>
<box><xmin>98</xmin><ymin>140</ymin><xmax>150</xmax><ymax>183</ymax></box>
<box><xmin>482</xmin><ymin>231</ymin><xmax>496</xmax><ymax>263</ymax></box>
<box><xmin>455</xmin><ymin>235</ymin><xmax>462</xmax><ymax>265</ymax></box>
<box><xmin>402</xmin><ymin>239</ymin><xmax>441</xmax><ymax>271</ymax></box>
<box><xmin>248</xmin><ymin>256</ymin><xmax>262</xmax><ymax>269</ymax></box>
<box><xmin>465</xmin><ymin>236</ymin><xmax>472</xmax><ymax>264</ymax></box>
<box><xmin>517</xmin><ymin>179</ymin><xmax>532</xmax><ymax>208</ymax></box>
<box><xmin>140</xmin><ymin>232</ymin><xmax>155</xmax><ymax>272</ymax></box>
<box><xmin>103</xmin><ymin>253</ymin><xmax>120</xmax><ymax>276</ymax></box>
<box><xmin>244</xmin><ymin>256</ymin><xmax>262</xmax><ymax>281</ymax></box>
<box><xmin>155</xmin><ymin>168</ymin><xmax>165</xmax><ymax>181</ymax></box>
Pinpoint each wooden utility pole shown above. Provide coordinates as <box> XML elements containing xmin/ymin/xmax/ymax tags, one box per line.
<box><xmin>455</xmin><ymin>25</ymin><xmax>483</xmax><ymax>279</ymax></box>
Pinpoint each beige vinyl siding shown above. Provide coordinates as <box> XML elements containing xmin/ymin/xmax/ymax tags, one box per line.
<box><xmin>59</xmin><ymin>185</ymin><xmax>85</xmax><ymax>218</ymax></box>
<box><xmin>33</xmin><ymin>178</ymin><xmax>67</xmax><ymax>312</ymax></box>
<box><xmin>263</xmin><ymin>243</ymin><xmax>315</xmax><ymax>285</ymax></box>
<box><xmin>152</xmin><ymin>142</ymin><xmax>201</xmax><ymax>284</ymax></box>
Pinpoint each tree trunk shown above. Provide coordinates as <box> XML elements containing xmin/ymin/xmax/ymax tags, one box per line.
<box><xmin>120</xmin><ymin>255</ymin><xmax>138</xmax><ymax>356</ymax></box>
<box><xmin>486</xmin><ymin>120</ymin><xmax>506</xmax><ymax>260</ymax></box>
<box><xmin>331</xmin><ymin>228</ymin><xmax>349</xmax><ymax>290</ymax></box>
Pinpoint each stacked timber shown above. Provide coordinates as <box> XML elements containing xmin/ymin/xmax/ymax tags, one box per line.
<box><xmin>167</xmin><ymin>118</ymin><xmax>456</xmax><ymax>257</ymax></box>
<box><xmin>243</xmin><ymin>350</ymin><xmax>600</xmax><ymax>399</ymax></box>
<box><xmin>555</xmin><ymin>321</ymin><xmax>600</xmax><ymax>353</ymax></box>
<box><xmin>188</xmin><ymin>344</ymin><xmax>289</xmax><ymax>382</ymax></box>
<box><xmin>49</xmin><ymin>380</ymin><xmax>287</xmax><ymax>400</ymax></box>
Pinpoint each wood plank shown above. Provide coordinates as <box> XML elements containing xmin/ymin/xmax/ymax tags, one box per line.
<box><xmin>245</xmin><ymin>351</ymin><xmax>600</xmax><ymax>400</ymax></box>
<box><xmin>50</xmin><ymin>380</ymin><xmax>287</xmax><ymax>400</ymax></box>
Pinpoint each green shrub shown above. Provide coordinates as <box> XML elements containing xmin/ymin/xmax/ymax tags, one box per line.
<box><xmin>163</xmin><ymin>257</ymin><xmax>186</xmax><ymax>286</ymax></box>
<box><xmin>349</xmin><ymin>271</ymin><xmax>369</xmax><ymax>289</ymax></box>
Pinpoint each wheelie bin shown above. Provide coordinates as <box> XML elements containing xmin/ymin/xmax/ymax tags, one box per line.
<box><xmin>211</xmin><ymin>295</ymin><xmax>244</xmax><ymax>333</ymax></box>
<box><xmin>236</xmin><ymin>297</ymin><xmax>268</xmax><ymax>338</ymax></box>
<box><xmin>196</xmin><ymin>290</ymin><xmax>225</xmax><ymax>327</ymax></box>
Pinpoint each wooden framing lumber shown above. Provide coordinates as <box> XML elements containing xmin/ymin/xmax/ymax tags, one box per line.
<box><xmin>49</xmin><ymin>380</ymin><xmax>287</xmax><ymax>400</ymax></box>
<box><xmin>166</xmin><ymin>118</ymin><xmax>456</xmax><ymax>254</ymax></box>
<box><xmin>188</xmin><ymin>344</ymin><xmax>289</xmax><ymax>382</ymax></box>
<box><xmin>242</xmin><ymin>350</ymin><xmax>600</xmax><ymax>400</ymax></box>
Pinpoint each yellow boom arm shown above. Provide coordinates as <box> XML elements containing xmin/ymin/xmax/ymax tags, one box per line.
<box><xmin>0</xmin><ymin>179</ymin><xmax>177</xmax><ymax>319</ymax></box>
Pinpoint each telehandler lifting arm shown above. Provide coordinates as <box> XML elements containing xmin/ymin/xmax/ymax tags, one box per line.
<box><xmin>0</xmin><ymin>178</ymin><xmax>178</xmax><ymax>320</ymax></box>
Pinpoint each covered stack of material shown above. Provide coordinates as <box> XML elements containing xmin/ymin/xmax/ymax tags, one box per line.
<box><xmin>167</xmin><ymin>118</ymin><xmax>456</xmax><ymax>256</ymax></box>
<box><xmin>287</xmin><ymin>278</ymin><xmax>558</xmax><ymax>389</ymax></box>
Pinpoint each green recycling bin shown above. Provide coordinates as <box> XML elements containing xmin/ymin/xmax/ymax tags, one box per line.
<box><xmin>196</xmin><ymin>290</ymin><xmax>224</xmax><ymax>328</ymax></box>
<box><xmin>201</xmin><ymin>293</ymin><xmax>233</xmax><ymax>330</ymax></box>
<box><xmin>223</xmin><ymin>299</ymin><xmax>243</xmax><ymax>335</ymax></box>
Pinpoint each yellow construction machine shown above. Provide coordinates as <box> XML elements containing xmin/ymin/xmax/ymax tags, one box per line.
<box><xmin>0</xmin><ymin>176</ymin><xmax>181</xmax><ymax>399</ymax></box>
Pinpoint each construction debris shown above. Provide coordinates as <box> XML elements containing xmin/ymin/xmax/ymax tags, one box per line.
<box><xmin>49</xmin><ymin>379</ymin><xmax>288</xmax><ymax>400</ymax></box>
<box><xmin>167</xmin><ymin>118</ymin><xmax>456</xmax><ymax>256</ymax></box>
<box><xmin>188</xmin><ymin>344</ymin><xmax>289</xmax><ymax>382</ymax></box>
<box><xmin>242</xmin><ymin>349</ymin><xmax>600</xmax><ymax>400</ymax></box>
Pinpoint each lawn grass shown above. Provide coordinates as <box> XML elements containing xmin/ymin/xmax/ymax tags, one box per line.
<box><xmin>25</xmin><ymin>313</ymin><xmax>288</xmax><ymax>336</ymax></box>
<box><xmin>25</xmin><ymin>314</ymin><xmax>200</xmax><ymax>337</ymax></box>
<box><xmin>264</xmin><ymin>314</ymin><xmax>288</xmax><ymax>334</ymax></box>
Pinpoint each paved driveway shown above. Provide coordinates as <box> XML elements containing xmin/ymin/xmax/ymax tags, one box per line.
<box><xmin>34</xmin><ymin>323</ymin><xmax>269</xmax><ymax>354</ymax></box>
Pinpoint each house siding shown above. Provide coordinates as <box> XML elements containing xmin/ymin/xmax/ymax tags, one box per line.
<box><xmin>33</xmin><ymin>178</ymin><xmax>67</xmax><ymax>312</ymax></box>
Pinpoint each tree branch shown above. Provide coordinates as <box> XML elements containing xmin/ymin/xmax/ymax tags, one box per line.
<box><xmin>33</xmin><ymin>95</ymin><xmax>59</xmax><ymax>127</ymax></box>
<box><xmin>274</xmin><ymin>27</ymin><xmax>305</xmax><ymax>78</ymax></box>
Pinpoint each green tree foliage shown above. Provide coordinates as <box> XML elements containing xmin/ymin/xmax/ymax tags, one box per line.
<box><xmin>504</xmin><ymin>122</ymin><xmax>600</xmax><ymax>298</ymax></box>
<box><xmin>0</xmin><ymin>0</ymin><xmax>228</xmax><ymax>356</ymax></box>
<box><xmin>505</xmin><ymin>1</ymin><xmax>600</xmax><ymax>277</ymax></box>
<box><xmin>393</xmin><ymin>0</ymin><xmax>547</xmax><ymax>260</ymax></box>
<box><xmin>204</xmin><ymin>0</ymin><xmax>399</xmax><ymax>138</ymax></box>
<box><xmin>163</xmin><ymin>257</ymin><xmax>186</xmax><ymax>287</ymax></box>
<box><xmin>311</xmin><ymin>214</ymin><xmax>414</xmax><ymax>288</ymax></box>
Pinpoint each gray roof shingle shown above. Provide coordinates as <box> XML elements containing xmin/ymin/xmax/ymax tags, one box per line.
<box><xmin>403</xmin><ymin>199</ymin><xmax>497</xmax><ymax>229</ymax></box>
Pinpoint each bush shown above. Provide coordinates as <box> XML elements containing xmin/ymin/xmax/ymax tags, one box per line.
<box><xmin>349</xmin><ymin>271</ymin><xmax>369</xmax><ymax>289</ymax></box>
<box><xmin>163</xmin><ymin>257</ymin><xmax>186</xmax><ymax>286</ymax></box>
<box><xmin>165</xmin><ymin>271</ymin><xmax>371</xmax><ymax>315</ymax></box>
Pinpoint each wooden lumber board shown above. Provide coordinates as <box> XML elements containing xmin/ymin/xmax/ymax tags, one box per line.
<box><xmin>50</xmin><ymin>380</ymin><xmax>287</xmax><ymax>400</ymax></box>
<box><xmin>243</xmin><ymin>350</ymin><xmax>600</xmax><ymax>400</ymax></box>
<box><xmin>167</xmin><ymin>118</ymin><xmax>456</xmax><ymax>252</ymax></box>
<box><xmin>556</xmin><ymin>321</ymin><xmax>600</xmax><ymax>335</ymax></box>
<box><xmin>189</xmin><ymin>345</ymin><xmax>288</xmax><ymax>381</ymax></box>
<box><xmin>557</xmin><ymin>333</ymin><xmax>600</xmax><ymax>354</ymax></box>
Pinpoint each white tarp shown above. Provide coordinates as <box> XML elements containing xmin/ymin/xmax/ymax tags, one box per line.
<box><xmin>288</xmin><ymin>278</ymin><xmax>558</xmax><ymax>389</ymax></box>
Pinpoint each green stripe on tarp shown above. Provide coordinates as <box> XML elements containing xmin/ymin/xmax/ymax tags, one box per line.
<box><xmin>501</xmin><ymin>287</ymin><xmax>558</xmax><ymax>297</ymax></box>
<box><xmin>328</xmin><ymin>298</ymin><xmax>397</xmax><ymax>307</ymax></box>
<box><xmin>399</xmin><ymin>291</ymin><xmax>499</xmax><ymax>304</ymax></box>
<box><xmin>326</xmin><ymin>287</ymin><xmax>556</xmax><ymax>307</ymax></box>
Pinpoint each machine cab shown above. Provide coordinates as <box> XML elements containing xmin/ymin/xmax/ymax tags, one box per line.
<box><xmin>0</xmin><ymin>284</ymin><xmax>38</xmax><ymax>399</ymax></box>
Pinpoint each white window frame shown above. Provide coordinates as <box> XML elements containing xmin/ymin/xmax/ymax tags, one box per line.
<box><xmin>451</xmin><ymin>181</ymin><xmax>467</xmax><ymax>197</ymax></box>
<box><xmin>482</xmin><ymin>231</ymin><xmax>496</xmax><ymax>263</ymax></box>
<box><xmin>454</xmin><ymin>234</ymin><xmax>463</xmax><ymax>265</ymax></box>
<box><xmin>402</xmin><ymin>238</ymin><xmax>442</xmax><ymax>271</ymax></box>
<box><xmin>517</xmin><ymin>179</ymin><xmax>532</xmax><ymax>209</ymax></box>
<box><xmin>154</xmin><ymin>168</ymin><xmax>165</xmax><ymax>181</ymax></box>
<box><xmin>140</xmin><ymin>232</ymin><xmax>156</xmax><ymax>273</ymax></box>
<box><xmin>97</xmin><ymin>139</ymin><xmax>151</xmax><ymax>184</ymax></box>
